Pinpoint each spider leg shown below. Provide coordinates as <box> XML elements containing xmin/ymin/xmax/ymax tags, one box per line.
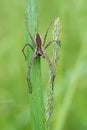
<box><xmin>43</xmin><ymin>52</ymin><xmax>55</xmax><ymax>90</ymax></box>
<box><xmin>45</xmin><ymin>40</ymin><xmax>61</xmax><ymax>49</ymax></box>
<box><xmin>43</xmin><ymin>19</ymin><xmax>55</xmax><ymax>46</ymax></box>
<box><xmin>24</xmin><ymin>19</ymin><xmax>35</xmax><ymax>46</ymax></box>
<box><xmin>22</xmin><ymin>43</ymin><xmax>34</xmax><ymax>60</ymax></box>
<box><xmin>26</xmin><ymin>54</ymin><xmax>36</xmax><ymax>93</ymax></box>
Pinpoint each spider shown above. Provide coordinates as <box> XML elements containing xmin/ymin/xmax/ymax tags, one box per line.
<box><xmin>22</xmin><ymin>19</ymin><xmax>60</xmax><ymax>93</ymax></box>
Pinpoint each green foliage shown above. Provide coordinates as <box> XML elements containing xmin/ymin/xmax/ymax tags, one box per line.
<box><xmin>0</xmin><ymin>0</ymin><xmax>87</xmax><ymax>130</ymax></box>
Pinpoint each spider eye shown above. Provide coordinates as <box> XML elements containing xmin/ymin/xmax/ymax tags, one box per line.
<box><xmin>36</xmin><ymin>33</ymin><xmax>42</xmax><ymax>46</ymax></box>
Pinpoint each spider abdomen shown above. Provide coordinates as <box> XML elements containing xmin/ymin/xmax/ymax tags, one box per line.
<box><xmin>36</xmin><ymin>33</ymin><xmax>42</xmax><ymax>47</ymax></box>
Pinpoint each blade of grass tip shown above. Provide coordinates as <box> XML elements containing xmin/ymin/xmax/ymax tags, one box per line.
<box><xmin>24</xmin><ymin>0</ymin><xmax>46</xmax><ymax>130</ymax></box>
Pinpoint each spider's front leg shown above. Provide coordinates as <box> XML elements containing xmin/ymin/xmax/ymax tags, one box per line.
<box><xmin>24</xmin><ymin>18</ymin><xmax>36</xmax><ymax>46</ymax></box>
<box><xmin>45</xmin><ymin>40</ymin><xmax>61</xmax><ymax>49</ymax></box>
<box><xmin>22</xmin><ymin>43</ymin><xmax>34</xmax><ymax>60</ymax></box>
<box><xmin>26</xmin><ymin>54</ymin><xmax>36</xmax><ymax>93</ymax></box>
<box><xmin>43</xmin><ymin>52</ymin><xmax>56</xmax><ymax>90</ymax></box>
<box><xmin>43</xmin><ymin>19</ymin><xmax>55</xmax><ymax>46</ymax></box>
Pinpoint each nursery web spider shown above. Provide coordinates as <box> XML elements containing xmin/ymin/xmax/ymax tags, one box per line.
<box><xmin>22</xmin><ymin>19</ymin><xmax>60</xmax><ymax>93</ymax></box>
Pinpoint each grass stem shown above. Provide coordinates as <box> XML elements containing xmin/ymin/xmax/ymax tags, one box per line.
<box><xmin>25</xmin><ymin>0</ymin><xmax>46</xmax><ymax>129</ymax></box>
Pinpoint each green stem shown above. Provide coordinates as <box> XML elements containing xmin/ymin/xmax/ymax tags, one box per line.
<box><xmin>25</xmin><ymin>0</ymin><xmax>46</xmax><ymax>130</ymax></box>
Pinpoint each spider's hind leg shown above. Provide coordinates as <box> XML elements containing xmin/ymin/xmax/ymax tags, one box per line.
<box><xmin>26</xmin><ymin>54</ymin><xmax>35</xmax><ymax>93</ymax></box>
<box><xmin>43</xmin><ymin>52</ymin><xmax>55</xmax><ymax>89</ymax></box>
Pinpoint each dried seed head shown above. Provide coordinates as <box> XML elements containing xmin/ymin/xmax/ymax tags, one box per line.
<box><xmin>52</xmin><ymin>17</ymin><xmax>60</xmax><ymax>41</ymax></box>
<box><xmin>52</xmin><ymin>17</ymin><xmax>61</xmax><ymax>68</ymax></box>
<box><xmin>46</xmin><ymin>17</ymin><xmax>61</xmax><ymax>126</ymax></box>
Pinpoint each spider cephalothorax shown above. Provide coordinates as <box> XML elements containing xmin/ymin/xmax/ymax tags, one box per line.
<box><xmin>22</xmin><ymin>19</ymin><xmax>60</xmax><ymax>93</ymax></box>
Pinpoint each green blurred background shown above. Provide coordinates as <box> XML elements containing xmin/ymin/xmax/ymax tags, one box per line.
<box><xmin>0</xmin><ymin>0</ymin><xmax>87</xmax><ymax>130</ymax></box>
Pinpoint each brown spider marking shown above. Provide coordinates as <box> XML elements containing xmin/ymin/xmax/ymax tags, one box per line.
<box><xmin>22</xmin><ymin>19</ymin><xmax>61</xmax><ymax>93</ymax></box>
